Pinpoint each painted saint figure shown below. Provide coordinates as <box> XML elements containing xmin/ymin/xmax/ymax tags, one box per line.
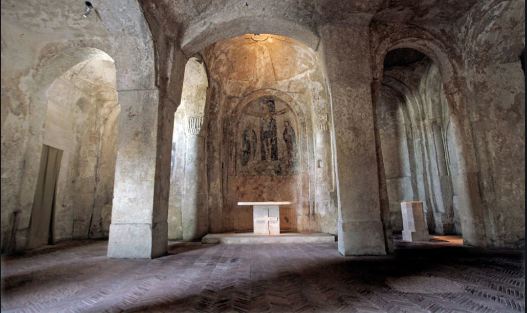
<box><xmin>241</xmin><ymin>128</ymin><xmax>257</xmax><ymax>166</ymax></box>
<box><xmin>283</xmin><ymin>120</ymin><xmax>297</xmax><ymax>167</ymax></box>
<box><xmin>260</xmin><ymin>99</ymin><xmax>278</xmax><ymax>161</ymax></box>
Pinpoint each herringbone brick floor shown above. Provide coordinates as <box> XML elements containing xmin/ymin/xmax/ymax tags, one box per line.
<box><xmin>1</xmin><ymin>238</ymin><xmax>524</xmax><ymax>313</ymax></box>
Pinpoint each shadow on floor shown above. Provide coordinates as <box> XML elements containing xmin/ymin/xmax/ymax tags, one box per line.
<box><xmin>1</xmin><ymin>239</ymin><xmax>524</xmax><ymax>313</ymax></box>
<box><xmin>126</xmin><ymin>245</ymin><xmax>524</xmax><ymax>312</ymax></box>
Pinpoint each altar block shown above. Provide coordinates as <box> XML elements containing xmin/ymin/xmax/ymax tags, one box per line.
<box><xmin>238</xmin><ymin>202</ymin><xmax>291</xmax><ymax>235</ymax></box>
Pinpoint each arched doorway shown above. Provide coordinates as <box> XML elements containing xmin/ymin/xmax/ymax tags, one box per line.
<box><xmin>376</xmin><ymin>48</ymin><xmax>461</xmax><ymax>239</ymax></box>
<box><xmin>374</xmin><ymin>45</ymin><xmax>485</xmax><ymax>248</ymax></box>
<box><xmin>27</xmin><ymin>50</ymin><xmax>119</xmax><ymax>249</ymax></box>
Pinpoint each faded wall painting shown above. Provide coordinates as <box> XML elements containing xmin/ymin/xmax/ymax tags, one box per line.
<box><xmin>224</xmin><ymin>95</ymin><xmax>302</xmax><ymax>232</ymax></box>
<box><xmin>237</xmin><ymin>97</ymin><xmax>298</xmax><ymax>176</ymax></box>
<box><xmin>206</xmin><ymin>34</ymin><xmax>338</xmax><ymax>235</ymax></box>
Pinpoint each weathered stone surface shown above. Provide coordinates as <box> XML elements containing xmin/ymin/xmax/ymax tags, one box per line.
<box><xmin>372</xmin><ymin>0</ymin><xmax>525</xmax><ymax>248</ymax></box>
<box><xmin>377</xmin><ymin>58</ymin><xmax>460</xmax><ymax>236</ymax></box>
<box><xmin>168</xmin><ymin>58</ymin><xmax>209</xmax><ymax>241</ymax></box>
<box><xmin>1</xmin><ymin>0</ymin><xmax>524</xmax><ymax>258</ymax></box>
<box><xmin>1</xmin><ymin>0</ymin><xmax>157</xmax><ymax>254</ymax></box>
<box><xmin>319</xmin><ymin>21</ymin><xmax>387</xmax><ymax>255</ymax></box>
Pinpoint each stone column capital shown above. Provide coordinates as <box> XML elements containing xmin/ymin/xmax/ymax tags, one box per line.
<box><xmin>186</xmin><ymin>115</ymin><xmax>204</xmax><ymax>135</ymax></box>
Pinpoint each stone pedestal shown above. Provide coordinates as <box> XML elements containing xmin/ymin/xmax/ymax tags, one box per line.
<box><xmin>401</xmin><ymin>201</ymin><xmax>429</xmax><ymax>242</ymax></box>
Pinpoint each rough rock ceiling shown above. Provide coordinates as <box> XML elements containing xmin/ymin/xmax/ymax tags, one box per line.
<box><xmin>373</xmin><ymin>0</ymin><xmax>479</xmax><ymax>25</ymax></box>
<box><xmin>2</xmin><ymin>0</ymin><xmax>481</xmax><ymax>44</ymax></box>
<box><xmin>0</xmin><ymin>0</ymin><xmax>108</xmax><ymax>36</ymax></box>
<box><xmin>144</xmin><ymin>0</ymin><xmax>480</xmax><ymax>35</ymax></box>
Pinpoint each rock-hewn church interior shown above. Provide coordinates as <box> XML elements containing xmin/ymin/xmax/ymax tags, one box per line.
<box><xmin>1</xmin><ymin>0</ymin><xmax>525</xmax><ymax>312</ymax></box>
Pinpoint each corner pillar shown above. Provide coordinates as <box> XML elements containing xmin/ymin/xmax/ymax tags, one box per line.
<box><xmin>107</xmin><ymin>87</ymin><xmax>178</xmax><ymax>258</ymax></box>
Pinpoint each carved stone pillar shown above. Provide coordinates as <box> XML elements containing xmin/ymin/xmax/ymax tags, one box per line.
<box><xmin>107</xmin><ymin>43</ymin><xmax>186</xmax><ymax>258</ymax></box>
<box><xmin>313</xmin><ymin>104</ymin><xmax>336</xmax><ymax>233</ymax></box>
<box><xmin>181</xmin><ymin>114</ymin><xmax>208</xmax><ymax>240</ymax></box>
<box><xmin>107</xmin><ymin>89</ymin><xmax>170</xmax><ymax>258</ymax></box>
<box><xmin>319</xmin><ymin>20</ymin><xmax>387</xmax><ymax>255</ymax></box>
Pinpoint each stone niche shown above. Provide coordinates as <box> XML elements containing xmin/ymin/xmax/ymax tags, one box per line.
<box><xmin>227</xmin><ymin>96</ymin><xmax>302</xmax><ymax>232</ymax></box>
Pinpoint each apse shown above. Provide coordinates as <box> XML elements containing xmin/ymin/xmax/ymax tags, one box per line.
<box><xmin>168</xmin><ymin>33</ymin><xmax>337</xmax><ymax>238</ymax></box>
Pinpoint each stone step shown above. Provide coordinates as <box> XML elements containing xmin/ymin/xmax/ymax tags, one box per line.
<box><xmin>202</xmin><ymin>232</ymin><xmax>336</xmax><ymax>244</ymax></box>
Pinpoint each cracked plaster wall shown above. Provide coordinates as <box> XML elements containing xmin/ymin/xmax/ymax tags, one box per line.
<box><xmin>2</xmin><ymin>0</ymin><xmax>524</xmax><ymax>255</ymax></box>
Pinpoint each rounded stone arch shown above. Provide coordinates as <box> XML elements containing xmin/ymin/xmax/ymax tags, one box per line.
<box><xmin>189</xmin><ymin>53</ymin><xmax>212</xmax><ymax>93</ymax></box>
<box><xmin>19</xmin><ymin>46</ymin><xmax>121</xmax><ymax>249</ymax></box>
<box><xmin>167</xmin><ymin>55</ymin><xmax>210</xmax><ymax>241</ymax></box>
<box><xmin>181</xmin><ymin>16</ymin><xmax>320</xmax><ymax>56</ymax></box>
<box><xmin>373</xmin><ymin>37</ymin><xmax>462</xmax><ymax>102</ymax></box>
<box><xmin>178</xmin><ymin>56</ymin><xmax>209</xmax><ymax>115</ymax></box>
<box><xmin>28</xmin><ymin>47</ymin><xmax>119</xmax><ymax>149</ymax></box>
<box><xmin>2</xmin><ymin>0</ymin><xmax>157</xmax><ymax>254</ymax></box>
<box><xmin>33</xmin><ymin>47</ymin><xmax>115</xmax><ymax>98</ymax></box>
<box><xmin>373</xmin><ymin>37</ymin><xmax>487</xmax><ymax>247</ymax></box>
<box><xmin>19</xmin><ymin>47</ymin><xmax>118</xmax><ymax>189</ymax></box>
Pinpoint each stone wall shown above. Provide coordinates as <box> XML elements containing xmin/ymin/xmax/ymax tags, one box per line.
<box><xmin>0</xmin><ymin>4</ymin><xmax>114</xmax><ymax>251</ymax></box>
<box><xmin>456</xmin><ymin>0</ymin><xmax>525</xmax><ymax>247</ymax></box>
<box><xmin>373</xmin><ymin>0</ymin><xmax>525</xmax><ymax>247</ymax></box>
<box><xmin>1</xmin><ymin>40</ymin><xmax>118</xmax><ymax>250</ymax></box>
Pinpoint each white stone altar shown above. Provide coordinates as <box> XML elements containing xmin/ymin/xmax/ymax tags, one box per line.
<box><xmin>401</xmin><ymin>201</ymin><xmax>429</xmax><ymax>242</ymax></box>
<box><xmin>237</xmin><ymin>202</ymin><xmax>292</xmax><ymax>235</ymax></box>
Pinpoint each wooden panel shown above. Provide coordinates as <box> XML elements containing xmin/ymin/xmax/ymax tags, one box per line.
<box><xmin>27</xmin><ymin>145</ymin><xmax>63</xmax><ymax>249</ymax></box>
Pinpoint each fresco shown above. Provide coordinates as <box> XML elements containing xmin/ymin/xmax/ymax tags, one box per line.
<box><xmin>237</xmin><ymin>97</ymin><xmax>298</xmax><ymax>176</ymax></box>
